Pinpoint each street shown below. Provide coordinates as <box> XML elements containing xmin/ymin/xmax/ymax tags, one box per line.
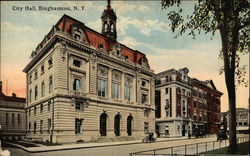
<box><xmin>3</xmin><ymin>136</ymin><xmax>228</xmax><ymax>156</ymax></box>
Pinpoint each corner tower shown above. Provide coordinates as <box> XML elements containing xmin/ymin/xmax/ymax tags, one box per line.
<box><xmin>101</xmin><ymin>0</ymin><xmax>117</xmax><ymax>40</ymax></box>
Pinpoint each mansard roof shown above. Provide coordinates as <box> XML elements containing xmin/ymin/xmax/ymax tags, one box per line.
<box><xmin>24</xmin><ymin>14</ymin><xmax>150</xmax><ymax>72</ymax></box>
<box><xmin>58</xmin><ymin>15</ymin><xmax>149</xmax><ymax>66</ymax></box>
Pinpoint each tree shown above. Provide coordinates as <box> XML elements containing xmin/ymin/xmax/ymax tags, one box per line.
<box><xmin>161</xmin><ymin>0</ymin><xmax>249</xmax><ymax>153</ymax></box>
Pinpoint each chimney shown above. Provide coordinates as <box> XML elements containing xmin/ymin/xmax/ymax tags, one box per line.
<box><xmin>12</xmin><ymin>93</ymin><xmax>16</xmax><ymax>97</ymax></box>
<box><xmin>0</xmin><ymin>81</ymin><xmax>2</xmax><ymax>93</ymax></box>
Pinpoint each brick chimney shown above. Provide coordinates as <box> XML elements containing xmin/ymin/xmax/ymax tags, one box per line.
<box><xmin>12</xmin><ymin>93</ymin><xmax>16</xmax><ymax>97</ymax></box>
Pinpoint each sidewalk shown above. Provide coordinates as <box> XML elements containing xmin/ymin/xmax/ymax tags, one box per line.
<box><xmin>4</xmin><ymin>135</ymin><xmax>216</xmax><ymax>153</ymax></box>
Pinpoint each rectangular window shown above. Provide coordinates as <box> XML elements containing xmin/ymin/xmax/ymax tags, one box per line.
<box><xmin>29</xmin><ymin>89</ymin><xmax>32</xmax><ymax>102</ymax></box>
<box><xmin>48</xmin><ymin>118</ymin><xmax>51</xmax><ymax>132</ymax></box>
<box><xmin>18</xmin><ymin>114</ymin><xmax>21</xmax><ymax>125</ymax></box>
<box><xmin>165</xmin><ymin>88</ymin><xmax>168</xmax><ymax>94</ymax></box>
<box><xmin>144</xmin><ymin>110</ymin><xmax>149</xmax><ymax>117</ymax></box>
<box><xmin>40</xmin><ymin>104</ymin><xmax>43</xmax><ymax>113</ymax></box>
<box><xmin>34</xmin><ymin>70</ymin><xmax>38</xmax><ymax>80</ymax></box>
<box><xmin>34</xmin><ymin>121</ymin><xmax>36</xmax><ymax>134</ymax></box>
<box><xmin>165</xmin><ymin>99</ymin><xmax>169</xmax><ymax>110</ymax></box>
<box><xmin>125</xmin><ymin>86</ymin><xmax>131</xmax><ymax>101</ymax></box>
<box><xmin>41</xmin><ymin>81</ymin><xmax>45</xmax><ymax>97</ymax></box>
<box><xmin>182</xmin><ymin>89</ymin><xmax>185</xmax><ymax>95</ymax></box>
<box><xmin>29</xmin><ymin>108</ymin><xmax>31</xmax><ymax>116</ymax></box>
<box><xmin>29</xmin><ymin>122</ymin><xmax>31</xmax><ymax>133</ymax></box>
<box><xmin>34</xmin><ymin>122</ymin><xmax>37</xmax><ymax>134</ymax></box>
<box><xmin>194</xmin><ymin>114</ymin><xmax>197</xmax><ymax>120</ymax></box>
<box><xmin>34</xmin><ymin>106</ymin><xmax>37</xmax><ymax>115</ymax></box>
<box><xmin>165</xmin><ymin>76</ymin><xmax>169</xmax><ymax>82</ymax></box>
<box><xmin>40</xmin><ymin>120</ymin><xmax>43</xmax><ymax>134</ymax></box>
<box><xmin>75</xmin><ymin>118</ymin><xmax>82</xmax><ymax>134</ymax></box>
<box><xmin>49</xmin><ymin>76</ymin><xmax>53</xmax><ymax>94</ymax></box>
<box><xmin>193</xmin><ymin>101</ymin><xmax>197</xmax><ymax>108</ymax></box>
<box><xmin>29</xmin><ymin>74</ymin><xmax>32</xmax><ymax>83</ymax></box>
<box><xmin>98</xmin><ymin>79</ymin><xmax>106</xmax><ymax>97</ymax></box>
<box><xmin>48</xmin><ymin>58</ymin><xmax>53</xmax><ymax>67</ymax></box>
<box><xmin>35</xmin><ymin>86</ymin><xmax>38</xmax><ymax>100</ymax></box>
<box><xmin>144</xmin><ymin>122</ymin><xmax>149</xmax><ymax>134</ymax></box>
<box><xmin>75</xmin><ymin>101</ymin><xmax>84</xmax><ymax>110</ymax></box>
<box><xmin>48</xmin><ymin>101</ymin><xmax>51</xmax><ymax>111</ymax></box>
<box><xmin>73</xmin><ymin>60</ymin><xmax>81</xmax><ymax>68</ymax></box>
<box><xmin>112</xmin><ymin>83</ymin><xmax>120</xmax><ymax>99</ymax></box>
<box><xmin>41</xmin><ymin>65</ymin><xmax>45</xmax><ymax>74</ymax></box>
<box><xmin>73</xmin><ymin>78</ymin><xmax>81</xmax><ymax>91</ymax></box>
<box><xmin>142</xmin><ymin>80</ymin><xmax>146</xmax><ymax>87</ymax></box>
<box><xmin>193</xmin><ymin>90</ymin><xmax>197</xmax><ymax>97</ymax></box>
<box><xmin>142</xmin><ymin>94</ymin><xmax>148</xmax><ymax>104</ymax></box>
<box><xmin>12</xmin><ymin>113</ymin><xmax>15</xmax><ymax>125</ymax></box>
<box><xmin>6</xmin><ymin>113</ymin><xmax>9</xmax><ymax>125</ymax></box>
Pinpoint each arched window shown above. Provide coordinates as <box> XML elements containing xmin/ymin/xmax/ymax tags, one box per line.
<box><xmin>127</xmin><ymin>115</ymin><xmax>133</xmax><ymax>136</ymax></box>
<box><xmin>100</xmin><ymin>113</ymin><xmax>108</xmax><ymax>136</ymax></box>
<box><xmin>114</xmin><ymin>114</ymin><xmax>121</xmax><ymax>136</ymax></box>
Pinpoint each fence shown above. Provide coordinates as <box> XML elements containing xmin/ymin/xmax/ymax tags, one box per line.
<box><xmin>129</xmin><ymin>136</ymin><xmax>249</xmax><ymax>156</ymax></box>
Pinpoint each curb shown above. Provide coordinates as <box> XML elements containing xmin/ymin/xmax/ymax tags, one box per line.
<box><xmin>3</xmin><ymin>136</ymin><xmax>214</xmax><ymax>153</ymax></box>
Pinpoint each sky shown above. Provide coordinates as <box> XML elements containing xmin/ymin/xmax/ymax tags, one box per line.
<box><xmin>0</xmin><ymin>1</ymin><xmax>249</xmax><ymax>112</ymax></box>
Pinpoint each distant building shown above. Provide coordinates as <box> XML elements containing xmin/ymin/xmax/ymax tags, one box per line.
<box><xmin>0</xmin><ymin>81</ymin><xmax>26</xmax><ymax>140</ymax></box>
<box><xmin>23</xmin><ymin>2</ymin><xmax>155</xmax><ymax>143</ymax></box>
<box><xmin>221</xmin><ymin>108</ymin><xmax>249</xmax><ymax>134</ymax></box>
<box><xmin>155</xmin><ymin>68</ymin><xmax>223</xmax><ymax>137</ymax></box>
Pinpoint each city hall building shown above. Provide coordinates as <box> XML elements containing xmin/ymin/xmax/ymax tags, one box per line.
<box><xmin>155</xmin><ymin>68</ymin><xmax>222</xmax><ymax>137</ymax></box>
<box><xmin>23</xmin><ymin>2</ymin><xmax>155</xmax><ymax>143</ymax></box>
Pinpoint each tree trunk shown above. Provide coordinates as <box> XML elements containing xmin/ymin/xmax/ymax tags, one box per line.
<box><xmin>220</xmin><ymin>26</ymin><xmax>238</xmax><ymax>153</ymax></box>
<box><xmin>226</xmin><ymin>74</ymin><xmax>238</xmax><ymax>153</ymax></box>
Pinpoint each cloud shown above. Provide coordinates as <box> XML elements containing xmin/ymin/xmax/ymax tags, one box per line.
<box><xmin>138</xmin><ymin>5</ymin><xmax>150</xmax><ymax>12</ymax></box>
<box><xmin>120</xmin><ymin>36</ymin><xmax>143</xmax><ymax>49</ymax></box>
<box><xmin>117</xmin><ymin>16</ymin><xmax>169</xmax><ymax>37</ymax></box>
<box><xmin>112</xmin><ymin>1</ymin><xmax>136</xmax><ymax>15</ymax></box>
<box><xmin>2</xmin><ymin>22</ymin><xmax>36</xmax><ymax>33</ymax></box>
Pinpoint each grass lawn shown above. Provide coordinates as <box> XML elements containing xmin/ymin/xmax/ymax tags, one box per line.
<box><xmin>201</xmin><ymin>141</ymin><xmax>249</xmax><ymax>155</ymax></box>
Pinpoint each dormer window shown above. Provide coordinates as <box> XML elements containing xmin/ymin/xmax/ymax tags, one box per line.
<box><xmin>98</xmin><ymin>44</ymin><xmax>104</xmax><ymax>49</ymax></box>
<box><xmin>71</xmin><ymin>25</ymin><xmax>84</xmax><ymax>41</ymax></box>
<box><xmin>124</xmin><ymin>56</ymin><xmax>129</xmax><ymax>60</ymax></box>
<box><xmin>73</xmin><ymin>59</ymin><xmax>81</xmax><ymax>68</ymax></box>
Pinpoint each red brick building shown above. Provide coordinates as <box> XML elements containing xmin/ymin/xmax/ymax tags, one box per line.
<box><xmin>155</xmin><ymin>68</ymin><xmax>223</xmax><ymax>137</ymax></box>
<box><xmin>191</xmin><ymin>79</ymin><xmax>223</xmax><ymax>134</ymax></box>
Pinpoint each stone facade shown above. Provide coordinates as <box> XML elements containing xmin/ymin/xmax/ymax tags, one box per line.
<box><xmin>0</xmin><ymin>81</ymin><xmax>26</xmax><ymax>140</ymax></box>
<box><xmin>221</xmin><ymin>108</ymin><xmax>249</xmax><ymax>134</ymax></box>
<box><xmin>23</xmin><ymin>5</ymin><xmax>155</xmax><ymax>143</ymax></box>
<box><xmin>155</xmin><ymin>68</ymin><xmax>222</xmax><ymax>137</ymax></box>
